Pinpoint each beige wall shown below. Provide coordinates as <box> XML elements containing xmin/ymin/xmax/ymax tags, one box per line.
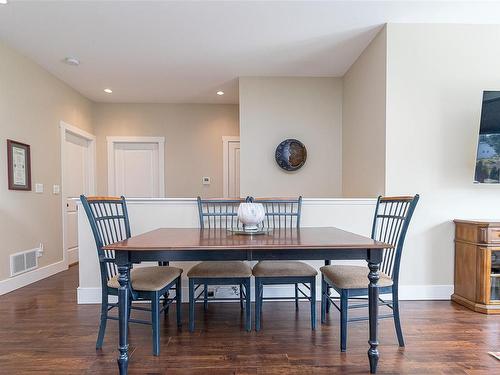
<box><xmin>239</xmin><ymin>77</ymin><xmax>343</xmax><ymax>198</ymax></box>
<box><xmin>0</xmin><ymin>41</ymin><xmax>93</xmax><ymax>281</ymax></box>
<box><xmin>7</xmin><ymin>21</ymin><xmax>496</xmax><ymax>294</ymax></box>
<box><xmin>386</xmin><ymin>24</ymin><xmax>500</xmax><ymax>287</ymax></box>
<box><xmin>342</xmin><ymin>27</ymin><xmax>386</xmax><ymax>197</ymax></box>
<box><xmin>92</xmin><ymin>103</ymin><xmax>239</xmax><ymax>197</ymax></box>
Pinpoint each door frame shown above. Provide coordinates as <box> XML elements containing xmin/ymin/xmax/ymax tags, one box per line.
<box><xmin>107</xmin><ymin>136</ymin><xmax>165</xmax><ymax>197</ymax></box>
<box><xmin>222</xmin><ymin>136</ymin><xmax>240</xmax><ymax>198</ymax></box>
<box><xmin>60</xmin><ymin>121</ymin><xmax>96</xmax><ymax>267</ymax></box>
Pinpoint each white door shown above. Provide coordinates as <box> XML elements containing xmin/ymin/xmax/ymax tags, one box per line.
<box><xmin>63</xmin><ymin>131</ymin><xmax>93</xmax><ymax>265</ymax></box>
<box><xmin>108</xmin><ymin>137</ymin><xmax>165</xmax><ymax>197</ymax></box>
<box><xmin>223</xmin><ymin>137</ymin><xmax>240</xmax><ymax>198</ymax></box>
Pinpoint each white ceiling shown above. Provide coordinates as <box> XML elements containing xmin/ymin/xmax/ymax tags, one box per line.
<box><xmin>2</xmin><ymin>1</ymin><xmax>500</xmax><ymax>104</ymax></box>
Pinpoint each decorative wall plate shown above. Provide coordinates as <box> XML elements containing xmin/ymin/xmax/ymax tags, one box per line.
<box><xmin>275</xmin><ymin>139</ymin><xmax>307</xmax><ymax>171</ymax></box>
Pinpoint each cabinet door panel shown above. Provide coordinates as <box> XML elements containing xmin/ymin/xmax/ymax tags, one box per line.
<box><xmin>455</xmin><ymin>242</ymin><xmax>477</xmax><ymax>301</ymax></box>
<box><xmin>476</xmin><ymin>247</ymin><xmax>490</xmax><ymax>304</ymax></box>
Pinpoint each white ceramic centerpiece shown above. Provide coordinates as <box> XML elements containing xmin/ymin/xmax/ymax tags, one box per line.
<box><xmin>237</xmin><ymin>202</ymin><xmax>265</xmax><ymax>231</ymax></box>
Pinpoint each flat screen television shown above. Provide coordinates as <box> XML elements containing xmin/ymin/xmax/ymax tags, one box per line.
<box><xmin>475</xmin><ymin>91</ymin><xmax>500</xmax><ymax>183</ymax></box>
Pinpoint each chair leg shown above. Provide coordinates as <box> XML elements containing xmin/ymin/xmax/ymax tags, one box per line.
<box><xmin>176</xmin><ymin>277</ymin><xmax>182</xmax><ymax>328</ymax></box>
<box><xmin>159</xmin><ymin>262</ymin><xmax>170</xmax><ymax>316</ymax></box>
<box><xmin>245</xmin><ymin>279</ymin><xmax>251</xmax><ymax>332</ymax></box>
<box><xmin>189</xmin><ymin>279</ymin><xmax>195</xmax><ymax>332</ymax></box>
<box><xmin>260</xmin><ymin>283</ymin><xmax>264</xmax><ymax>317</ymax></box>
<box><xmin>321</xmin><ymin>276</ymin><xmax>327</xmax><ymax>324</ymax></box>
<box><xmin>163</xmin><ymin>291</ymin><xmax>170</xmax><ymax>317</ymax></box>
<box><xmin>324</xmin><ymin>260</ymin><xmax>331</xmax><ymax>314</ymax></box>
<box><xmin>326</xmin><ymin>285</ymin><xmax>331</xmax><ymax>313</ymax></box>
<box><xmin>295</xmin><ymin>283</ymin><xmax>299</xmax><ymax>311</ymax></box>
<box><xmin>393</xmin><ymin>288</ymin><xmax>405</xmax><ymax>347</ymax></box>
<box><xmin>340</xmin><ymin>289</ymin><xmax>348</xmax><ymax>352</ymax></box>
<box><xmin>240</xmin><ymin>284</ymin><xmax>244</xmax><ymax>310</ymax></box>
<box><xmin>96</xmin><ymin>291</ymin><xmax>109</xmax><ymax>349</ymax></box>
<box><xmin>255</xmin><ymin>278</ymin><xmax>262</xmax><ymax>331</ymax></box>
<box><xmin>310</xmin><ymin>278</ymin><xmax>316</xmax><ymax>330</ymax></box>
<box><xmin>203</xmin><ymin>282</ymin><xmax>209</xmax><ymax>312</ymax></box>
<box><xmin>151</xmin><ymin>291</ymin><xmax>160</xmax><ymax>356</ymax></box>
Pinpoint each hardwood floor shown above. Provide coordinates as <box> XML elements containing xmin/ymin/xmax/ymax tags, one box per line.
<box><xmin>0</xmin><ymin>266</ymin><xmax>498</xmax><ymax>374</ymax></box>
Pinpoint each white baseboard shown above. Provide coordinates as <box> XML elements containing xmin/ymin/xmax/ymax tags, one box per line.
<box><xmin>78</xmin><ymin>286</ymin><xmax>117</xmax><ymax>304</ymax></box>
<box><xmin>397</xmin><ymin>284</ymin><xmax>454</xmax><ymax>300</ymax></box>
<box><xmin>67</xmin><ymin>248</ymin><xmax>79</xmax><ymax>265</ymax></box>
<box><xmin>77</xmin><ymin>283</ymin><xmax>454</xmax><ymax>304</ymax></box>
<box><xmin>0</xmin><ymin>260</ymin><xmax>68</xmax><ymax>296</ymax></box>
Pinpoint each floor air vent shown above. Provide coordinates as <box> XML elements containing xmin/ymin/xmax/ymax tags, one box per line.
<box><xmin>10</xmin><ymin>249</ymin><xmax>39</xmax><ymax>277</ymax></box>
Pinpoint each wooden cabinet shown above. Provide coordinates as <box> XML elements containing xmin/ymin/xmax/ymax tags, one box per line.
<box><xmin>452</xmin><ymin>220</ymin><xmax>500</xmax><ymax>314</ymax></box>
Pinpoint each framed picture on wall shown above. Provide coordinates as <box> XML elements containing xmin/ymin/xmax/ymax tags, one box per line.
<box><xmin>7</xmin><ymin>139</ymin><xmax>31</xmax><ymax>191</ymax></box>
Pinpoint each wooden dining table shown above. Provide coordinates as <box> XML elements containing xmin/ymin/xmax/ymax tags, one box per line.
<box><xmin>104</xmin><ymin>226</ymin><xmax>390</xmax><ymax>375</ymax></box>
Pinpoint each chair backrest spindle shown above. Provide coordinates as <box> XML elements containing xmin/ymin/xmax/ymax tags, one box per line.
<box><xmin>80</xmin><ymin>195</ymin><xmax>131</xmax><ymax>285</ymax></box>
<box><xmin>197</xmin><ymin>197</ymin><xmax>245</xmax><ymax>229</ymax></box>
<box><xmin>252</xmin><ymin>197</ymin><xmax>302</xmax><ymax>229</ymax></box>
<box><xmin>371</xmin><ymin>195</ymin><xmax>419</xmax><ymax>281</ymax></box>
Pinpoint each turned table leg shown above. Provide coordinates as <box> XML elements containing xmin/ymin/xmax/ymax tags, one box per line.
<box><xmin>367</xmin><ymin>258</ymin><xmax>381</xmax><ymax>374</ymax></box>
<box><xmin>117</xmin><ymin>262</ymin><xmax>131</xmax><ymax>375</ymax></box>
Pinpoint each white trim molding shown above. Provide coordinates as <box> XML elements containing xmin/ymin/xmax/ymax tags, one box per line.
<box><xmin>222</xmin><ymin>136</ymin><xmax>240</xmax><ymax>198</ymax></box>
<box><xmin>0</xmin><ymin>260</ymin><xmax>67</xmax><ymax>296</ymax></box>
<box><xmin>106</xmin><ymin>136</ymin><xmax>165</xmax><ymax>197</ymax></box>
<box><xmin>60</xmin><ymin>121</ymin><xmax>96</xmax><ymax>268</ymax></box>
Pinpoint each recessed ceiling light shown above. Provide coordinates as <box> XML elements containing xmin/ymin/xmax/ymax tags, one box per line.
<box><xmin>104</xmin><ymin>88</ymin><xmax>113</xmax><ymax>94</ymax></box>
<box><xmin>63</xmin><ymin>57</ymin><xmax>80</xmax><ymax>66</ymax></box>
<box><xmin>217</xmin><ymin>91</ymin><xmax>224</xmax><ymax>96</ymax></box>
<box><xmin>0</xmin><ymin>0</ymin><xmax>8</xmax><ymax>5</ymax></box>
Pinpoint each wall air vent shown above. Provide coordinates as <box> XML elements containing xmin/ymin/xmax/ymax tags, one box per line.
<box><xmin>10</xmin><ymin>248</ymin><xmax>39</xmax><ymax>277</ymax></box>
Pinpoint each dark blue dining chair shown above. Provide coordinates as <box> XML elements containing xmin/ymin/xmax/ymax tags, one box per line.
<box><xmin>80</xmin><ymin>195</ymin><xmax>182</xmax><ymax>356</ymax></box>
<box><xmin>320</xmin><ymin>195</ymin><xmax>419</xmax><ymax>351</ymax></box>
<box><xmin>251</xmin><ymin>197</ymin><xmax>317</xmax><ymax>331</ymax></box>
<box><xmin>188</xmin><ymin>197</ymin><xmax>252</xmax><ymax>332</ymax></box>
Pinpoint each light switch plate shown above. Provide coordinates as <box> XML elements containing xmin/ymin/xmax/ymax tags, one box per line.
<box><xmin>53</xmin><ymin>185</ymin><xmax>60</xmax><ymax>194</ymax></box>
<box><xmin>202</xmin><ymin>177</ymin><xmax>211</xmax><ymax>185</ymax></box>
<box><xmin>35</xmin><ymin>183</ymin><xmax>44</xmax><ymax>193</ymax></box>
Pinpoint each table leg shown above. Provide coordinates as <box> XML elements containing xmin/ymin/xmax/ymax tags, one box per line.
<box><xmin>117</xmin><ymin>264</ymin><xmax>131</xmax><ymax>375</ymax></box>
<box><xmin>367</xmin><ymin>260</ymin><xmax>380</xmax><ymax>374</ymax></box>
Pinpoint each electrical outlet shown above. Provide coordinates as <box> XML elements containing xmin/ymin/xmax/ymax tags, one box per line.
<box><xmin>202</xmin><ymin>177</ymin><xmax>211</xmax><ymax>185</ymax></box>
<box><xmin>53</xmin><ymin>185</ymin><xmax>60</xmax><ymax>194</ymax></box>
<box><xmin>35</xmin><ymin>183</ymin><xmax>44</xmax><ymax>193</ymax></box>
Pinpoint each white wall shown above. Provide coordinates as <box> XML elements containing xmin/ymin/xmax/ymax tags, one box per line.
<box><xmin>239</xmin><ymin>77</ymin><xmax>343</xmax><ymax>198</ymax></box>
<box><xmin>77</xmin><ymin>198</ymin><xmax>452</xmax><ymax>304</ymax></box>
<box><xmin>342</xmin><ymin>27</ymin><xmax>386</xmax><ymax>197</ymax></box>
<box><xmin>385</xmin><ymin>24</ymin><xmax>500</xmax><ymax>287</ymax></box>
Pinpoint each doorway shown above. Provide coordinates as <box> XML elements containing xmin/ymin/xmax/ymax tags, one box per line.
<box><xmin>107</xmin><ymin>136</ymin><xmax>165</xmax><ymax>197</ymax></box>
<box><xmin>60</xmin><ymin>122</ymin><xmax>96</xmax><ymax>266</ymax></box>
<box><xmin>222</xmin><ymin>136</ymin><xmax>240</xmax><ymax>198</ymax></box>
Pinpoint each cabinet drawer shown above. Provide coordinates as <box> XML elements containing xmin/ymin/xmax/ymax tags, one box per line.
<box><xmin>480</xmin><ymin>228</ymin><xmax>500</xmax><ymax>243</ymax></box>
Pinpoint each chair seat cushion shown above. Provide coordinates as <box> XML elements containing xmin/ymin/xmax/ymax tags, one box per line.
<box><xmin>108</xmin><ymin>266</ymin><xmax>182</xmax><ymax>291</ymax></box>
<box><xmin>187</xmin><ymin>261</ymin><xmax>252</xmax><ymax>278</ymax></box>
<box><xmin>320</xmin><ymin>265</ymin><xmax>393</xmax><ymax>289</ymax></box>
<box><xmin>252</xmin><ymin>261</ymin><xmax>318</xmax><ymax>277</ymax></box>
